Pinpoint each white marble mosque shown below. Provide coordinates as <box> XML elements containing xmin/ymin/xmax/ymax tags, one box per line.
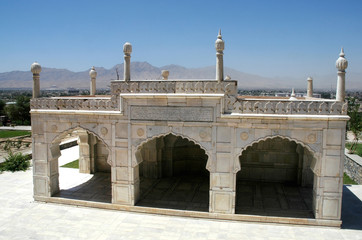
<box><xmin>30</xmin><ymin>31</ymin><xmax>349</xmax><ymax>227</ymax></box>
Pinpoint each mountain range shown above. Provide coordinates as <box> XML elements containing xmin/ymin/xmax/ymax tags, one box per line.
<box><xmin>0</xmin><ymin>62</ymin><xmax>360</xmax><ymax>90</ymax></box>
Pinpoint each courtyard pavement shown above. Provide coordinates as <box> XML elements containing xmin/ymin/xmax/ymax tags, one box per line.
<box><xmin>0</xmin><ymin>168</ymin><xmax>362</xmax><ymax>240</ymax></box>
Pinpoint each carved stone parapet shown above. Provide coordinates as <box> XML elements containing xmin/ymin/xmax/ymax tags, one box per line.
<box><xmin>226</xmin><ymin>99</ymin><xmax>348</xmax><ymax>115</ymax></box>
<box><xmin>30</xmin><ymin>97</ymin><xmax>119</xmax><ymax>111</ymax></box>
<box><xmin>110</xmin><ymin>80</ymin><xmax>237</xmax><ymax>95</ymax></box>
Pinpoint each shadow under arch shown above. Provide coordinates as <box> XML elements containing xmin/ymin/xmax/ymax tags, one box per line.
<box><xmin>135</xmin><ymin>132</ymin><xmax>213</xmax><ymax>171</ymax></box>
<box><xmin>235</xmin><ymin>135</ymin><xmax>318</xmax><ymax>219</ymax></box>
<box><xmin>134</xmin><ymin>132</ymin><xmax>210</xmax><ymax>212</ymax></box>
<box><xmin>235</xmin><ymin>135</ymin><xmax>320</xmax><ymax>174</ymax></box>
<box><xmin>51</xmin><ymin>125</ymin><xmax>112</xmax><ymax>203</ymax></box>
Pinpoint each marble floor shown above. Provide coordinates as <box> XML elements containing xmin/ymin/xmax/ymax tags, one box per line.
<box><xmin>54</xmin><ymin>169</ymin><xmax>314</xmax><ymax>219</ymax></box>
<box><xmin>235</xmin><ymin>181</ymin><xmax>314</xmax><ymax>218</ymax></box>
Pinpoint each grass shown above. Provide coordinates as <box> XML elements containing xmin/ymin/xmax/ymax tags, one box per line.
<box><xmin>0</xmin><ymin>130</ymin><xmax>31</xmax><ymax>138</ymax></box>
<box><xmin>343</xmin><ymin>172</ymin><xmax>358</xmax><ymax>185</ymax></box>
<box><xmin>61</xmin><ymin>159</ymin><xmax>79</xmax><ymax>168</ymax></box>
<box><xmin>345</xmin><ymin>142</ymin><xmax>362</xmax><ymax>157</ymax></box>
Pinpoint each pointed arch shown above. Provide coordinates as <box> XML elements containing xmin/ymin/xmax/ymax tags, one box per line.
<box><xmin>51</xmin><ymin>125</ymin><xmax>112</xmax><ymax>166</ymax></box>
<box><xmin>235</xmin><ymin>135</ymin><xmax>320</xmax><ymax>174</ymax></box>
<box><xmin>135</xmin><ymin>132</ymin><xmax>213</xmax><ymax>172</ymax></box>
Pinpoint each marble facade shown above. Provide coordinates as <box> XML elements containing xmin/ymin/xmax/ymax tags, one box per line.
<box><xmin>30</xmin><ymin>33</ymin><xmax>349</xmax><ymax>227</ymax></box>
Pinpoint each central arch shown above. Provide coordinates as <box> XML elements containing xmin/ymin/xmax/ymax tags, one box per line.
<box><xmin>235</xmin><ymin>136</ymin><xmax>318</xmax><ymax>218</ymax></box>
<box><xmin>134</xmin><ymin>133</ymin><xmax>210</xmax><ymax>212</ymax></box>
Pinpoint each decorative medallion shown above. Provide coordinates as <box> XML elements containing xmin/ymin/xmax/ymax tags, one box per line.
<box><xmin>199</xmin><ymin>131</ymin><xmax>207</xmax><ymax>139</ymax></box>
<box><xmin>51</xmin><ymin>125</ymin><xmax>58</xmax><ymax>132</ymax></box>
<box><xmin>137</xmin><ymin>128</ymin><xmax>145</xmax><ymax>137</ymax></box>
<box><xmin>240</xmin><ymin>132</ymin><xmax>249</xmax><ymax>140</ymax></box>
<box><xmin>307</xmin><ymin>133</ymin><xmax>316</xmax><ymax>143</ymax></box>
<box><xmin>100</xmin><ymin>127</ymin><xmax>108</xmax><ymax>136</ymax></box>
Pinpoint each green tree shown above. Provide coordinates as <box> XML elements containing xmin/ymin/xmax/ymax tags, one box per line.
<box><xmin>0</xmin><ymin>99</ymin><xmax>5</xmax><ymax>115</ymax></box>
<box><xmin>5</xmin><ymin>95</ymin><xmax>31</xmax><ymax>125</ymax></box>
<box><xmin>347</xmin><ymin>97</ymin><xmax>362</xmax><ymax>153</ymax></box>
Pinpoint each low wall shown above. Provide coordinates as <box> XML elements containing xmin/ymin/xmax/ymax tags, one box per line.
<box><xmin>344</xmin><ymin>149</ymin><xmax>362</xmax><ymax>184</ymax></box>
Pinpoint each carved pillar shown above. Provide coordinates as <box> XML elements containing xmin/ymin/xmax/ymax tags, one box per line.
<box><xmin>77</xmin><ymin>130</ymin><xmax>96</xmax><ymax>174</ymax></box>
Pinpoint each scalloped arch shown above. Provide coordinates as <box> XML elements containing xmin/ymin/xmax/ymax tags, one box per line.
<box><xmin>135</xmin><ymin>132</ymin><xmax>213</xmax><ymax>172</ymax></box>
<box><xmin>51</xmin><ymin>125</ymin><xmax>112</xmax><ymax>166</ymax></box>
<box><xmin>234</xmin><ymin>135</ymin><xmax>318</xmax><ymax>174</ymax></box>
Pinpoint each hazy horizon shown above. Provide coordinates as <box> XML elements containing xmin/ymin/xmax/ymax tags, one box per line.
<box><xmin>1</xmin><ymin>1</ymin><xmax>362</xmax><ymax>78</ymax></box>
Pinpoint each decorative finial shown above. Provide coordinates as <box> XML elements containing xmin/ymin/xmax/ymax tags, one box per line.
<box><xmin>215</xmin><ymin>29</ymin><xmax>224</xmax><ymax>52</ymax></box>
<box><xmin>336</xmin><ymin>47</ymin><xmax>348</xmax><ymax>72</ymax></box>
<box><xmin>89</xmin><ymin>66</ymin><xmax>97</xmax><ymax>78</ymax></box>
<box><xmin>123</xmin><ymin>42</ymin><xmax>132</xmax><ymax>55</ymax></box>
<box><xmin>31</xmin><ymin>62</ymin><xmax>42</xmax><ymax>74</ymax></box>
<box><xmin>161</xmin><ymin>70</ymin><xmax>169</xmax><ymax>80</ymax></box>
<box><xmin>339</xmin><ymin>47</ymin><xmax>345</xmax><ymax>57</ymax></box>
<box><xmin>289</xmin><ymin>88</ymin><xmax>297</xmax><ymax>100</ymax></box>
<box><xmin>218</xmin><ymin>29</ymin><xmax>222</xmax><ymax>39</ymax></box>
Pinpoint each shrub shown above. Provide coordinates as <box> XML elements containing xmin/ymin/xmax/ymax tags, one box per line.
<box><xmin>0</xmin><ymin>151</ymin><xmax>30</xmax><ymax>172</ymax></box>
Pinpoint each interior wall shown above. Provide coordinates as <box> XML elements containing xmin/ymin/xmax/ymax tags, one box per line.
<box><xmin>139</xmin><ymin>135</ymin><xmax>208</xmax><ymax>178</ymax></box>
<box><xmin>172</xmin><ymin>137</ymin><xmax>208</xmax><ymax>177</ymax></box>
<box><xmin>238</xmin><ymin>138</ymin><xmax>301</xmax><ymax>183</ymax></box>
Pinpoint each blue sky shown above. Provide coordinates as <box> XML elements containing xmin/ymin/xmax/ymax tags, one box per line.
<box><xmin>1</xmin><ymin>0</ymin><xmax>362</xmax><ymax>80</ymax></box>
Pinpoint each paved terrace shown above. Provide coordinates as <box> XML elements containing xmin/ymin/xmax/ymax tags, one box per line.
<box><xmin>0</xmin><ymin>167</ymin><xmax>361</xmax><ymax>240</ymax></box>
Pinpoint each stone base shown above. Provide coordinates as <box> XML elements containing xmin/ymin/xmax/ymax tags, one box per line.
<box><xmin>34</xmin><ymin>196</ymin><xmax>341</xmax><ymax>227</ymax></box>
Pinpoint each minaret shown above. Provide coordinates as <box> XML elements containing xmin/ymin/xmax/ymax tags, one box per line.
<box><xmin>215</xmin><ymin>29</ymin><xmax>225</xmax><ymax>82</ymax></box>
<box><xmin>89</xmin><ymin>66</ymin><xmax>97</xmax><ymax>95</ymax></box>
<box><xmin>335</xmin><ymin>48</ymin><xmax>348</xmax><ymax>102</ymax></box>
<box><xmin>123</xmin><ymin>42</ymin><xmax>132</xmax><ymax>82</ymax></box>
<box><xmin>31</xmin><ymin>62</ymin><xmax>42</xmax><ymax>98</ymax></box>
<box><xmin>307</xmin><ymin>77</ymin><xmax>313</xmax><ymax>98</ymax></box>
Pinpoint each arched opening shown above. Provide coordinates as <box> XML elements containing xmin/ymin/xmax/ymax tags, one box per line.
<box><xmin>236</xmin><ymin>137</ymin><xmax>315</xmax><ymax>218</ymax></box>
<box><xmin>135</xmin><ymin>134</ymin><xmax>209</xmax><ymax>211</ymax></box>
<box><xmin>51</xmin><ymin>127</ymin><xmax>111</xmax><ymax>203</ymax></box>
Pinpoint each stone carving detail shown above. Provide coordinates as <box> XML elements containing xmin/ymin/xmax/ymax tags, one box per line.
<box><xmin>131</xmin><ymin>106</ymin><xmax>214</xmax><ymax>122</ymax></box>
<box><xmin>137</xmin><ymin>128</ymin><xmax>145</xmax><ymax>137</ymax></box>
<box><xmin>111</xmin><ymin>80</ymin><xmax>237</xmax><ymax>95</ymax></box>
<box><xmin>199</xmin><ymin>131</ymin><xmax>207</xmax><ymax>139</ymax></box>
<box><xmin>240</xmin><ymin>132</ymin><xmax>249</xmax><ymax>140</ymax></box>
<box><xmin>229</xmin><ymin>100</ymin><xmax>347</xmax><ymax>115</ymax></box>
<box><xmin>51</xmin><ymin>125</ymin><xmax>58</xmax><ymax>132</ymax></box>
<box><xmin>30</xmin><ymin>97</ymin><xmax>119</xmax><ymax>111</ymax></box>
<box><xmin>307</xmin><ymin>133</ymin><xmax>317</xmax><ymax>143</ymax></box>
<box><xmin>100</xmin><ymin>127</ymin><xmax>108</xmax><ymax>136</ymax></box>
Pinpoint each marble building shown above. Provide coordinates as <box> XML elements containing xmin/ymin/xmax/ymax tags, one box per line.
<box><xmin>30</xmin><ymin>31</ymin><xmax>349</xmax><ymax>227</ymax></box>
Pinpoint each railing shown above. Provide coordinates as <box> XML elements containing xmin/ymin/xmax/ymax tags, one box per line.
<box><xmin>30</xmin><ymin>96</ymin><xmax>119</xmax><ymax>111</ymax></box>
<box><xmin>224</xmin><ymin>97</ymin><xmax>348</xmax><ymax>115</ymax></box>
<box><xmin>111</xmin><ymin>80</ymin><xmax>237</xmax><ymax>95</ymax></box>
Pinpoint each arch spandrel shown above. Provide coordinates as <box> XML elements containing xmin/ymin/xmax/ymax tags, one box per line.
<box><xmin>235</xmin><ymin>135</ymin><xmax>321</xmax><ymax>175</ymax></box>
<box><xmin>133</xmin><ymin>132</ymin><xmax>214</xmax><ymax>172</ymax></box>
<box><xmin>50</xmin><ymin>125</ymin><xmax>112</xmax><ymax>166</ymax></box>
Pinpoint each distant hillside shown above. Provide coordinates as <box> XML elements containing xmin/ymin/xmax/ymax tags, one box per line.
<box><xmin>0</xmin><ymin>62</ymin><xmax>360</xmax><ymax>90</ymax></box>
